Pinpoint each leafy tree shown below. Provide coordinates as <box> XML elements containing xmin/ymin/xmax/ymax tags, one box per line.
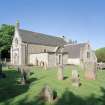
<box><xmin>95</xmin><ymin>47</ymin><xmax>105</xmax><ymax>62</ymax></box>
<box><xmin>0</xmin><ymin>24</ymin><xmax>14</xmax><ymax>59</ymax></box>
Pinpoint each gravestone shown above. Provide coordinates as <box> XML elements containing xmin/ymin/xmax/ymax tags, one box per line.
<box><xmin>40</xmin><ymin>85</ymin><xmax>57</xmax><ymax>103</ymax></box>
<box><xmin>35</xmin><ymin>58</ymin><xmax>38</xmax><ymax>66</ymax></box>
<box><xmin>84</xmin><ymin>62</ymin><xmax>96</xmax><ymax>80</ymax></box>
<box><xmin>71</xmin><ymin>65</ymin><xmax>80</xmax><ymax>87</ymax></box>
<box><xmin>17</xmin><ymin>65</ymin><xmax>20</xmax><ymax>72</ymax></box>
<box><xmin>20</xmin><ymin>66</ymin><xmax>28</xmax><ymax>85</ymax></box>
<box><xmin>0</xmin><ymin>62</ymin><xmax>6</xmax><ymax>78</ymax></box>
<box><xmin>40</xmin><ymin>85</ymin><xmax>55</xmax><ymax>103</ymax></box>
<box><xmin>44</xmin><ymin>62</ymin><xmax>47</xmax><ymax>70</ymax></box>
<box><xmin>57</xmin><ymin>64</ymin><xmax>64</xmax><ymax>80</ymax></box>
<box><xmin>0</xmin><ymin>62</ymin><xmax>2</xmax><ymax>74</ymax></box>
<box><xmin>40</xmin><ymin>61</ymin><xmax>44</xmax><ymax>67</ymax></box>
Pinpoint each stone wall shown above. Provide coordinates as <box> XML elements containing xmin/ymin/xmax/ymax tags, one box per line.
<box><xmin>62</xmin><ymin>54</ymin><xmax>68</xmax><ymax>65</ymax></box>
<box><xmin>19</xmin><ymin>43</ymin><xmax>57</xmax><ymax>65</ymax></box>
<box><xmin>28</xmin><ymin>44</ymin><xmax>56</xmax><ymax>54</ymax></box>
<box><xmin>48</xmin><ymin>53</ymin><xmax>56</xmax><ymax>67</ymax></box>
<box><xmin>67</xmin><ymin>58</ymin><xmax>80</xmax><ymax>65</ymax></box>
<box><xmin>29</xmin><ymin>53</ymin><xmax>48</xmax><ymax>66</ymax></box>
<box><xmin>80</xmin><ymin>43</ymin><xmax>97</xmax><ymax>70</ymax></box>
<box><xmin>21</xmin><ymin>44</ymin><xmax>26</xmax><ymax>65</ymax></box>
<box><xmin>80</xmin><ymin>43</ymin><xmax>97</xmax><ymax>63</ymax></box>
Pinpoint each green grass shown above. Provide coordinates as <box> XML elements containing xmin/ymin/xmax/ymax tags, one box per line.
<box><xmin>0</xmin><ymin>66</ymin><xmax>105</xmax><ymax>105</ymax></box>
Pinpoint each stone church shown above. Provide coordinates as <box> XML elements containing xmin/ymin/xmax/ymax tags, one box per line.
<box><xmin>10</xmin><ymin>21</ymin><xmax>97</xmax><ymax>67</ymax></box>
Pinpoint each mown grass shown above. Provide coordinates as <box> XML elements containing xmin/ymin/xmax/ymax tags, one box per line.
<box><xmin>0</xmin><ymin>66</ymin><xmax>105</xmax><ymax>105</ymax></box>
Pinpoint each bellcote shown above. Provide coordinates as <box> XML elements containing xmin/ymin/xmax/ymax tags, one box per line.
<box><xmin>15</xmin><ymin>20</ymin><xmax>20</xmax><ymax>30</ymax></box>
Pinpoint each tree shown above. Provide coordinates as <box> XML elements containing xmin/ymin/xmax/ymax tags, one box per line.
<box><xmin>95</xmin><ymin>47</ymin><xmax>105</xmax><ymax>62</ymax></box>
<box><xmin>0</xmin><ymin>24</ymin><xmax>14</xmax><ymax>59</ymax></box>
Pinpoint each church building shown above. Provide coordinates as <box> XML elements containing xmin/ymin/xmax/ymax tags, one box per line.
<box><xmin>10</xmin><ymin>21</ymin><xmax>97</xmax><ymax>68</ymax></box>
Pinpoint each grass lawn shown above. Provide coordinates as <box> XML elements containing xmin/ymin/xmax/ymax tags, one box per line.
<box><xmin>0</xmin><ymin>66</ymin><xmax>105</xmax><ymax>105</ymax></box>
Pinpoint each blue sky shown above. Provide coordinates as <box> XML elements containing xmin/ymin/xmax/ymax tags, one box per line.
<box><xmin>0</xmin><ymin>0</ymin><xmax>105</xmax><ymax>49</ymax></box>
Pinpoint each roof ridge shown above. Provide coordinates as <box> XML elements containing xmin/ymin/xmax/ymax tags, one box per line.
<box><xmin>19</xmin><ymin>29</ymin><xmax>63</xmax><ymax>39</ymax></box>
<box><xmin>18</xmin><ymin>29</ymin><xmax>67</xmax><ymax>46</ymax></box>
<box><xmin>64</xmin><ymin>42</ymin><xmax>88</xmax><ymax>46</ymax></box>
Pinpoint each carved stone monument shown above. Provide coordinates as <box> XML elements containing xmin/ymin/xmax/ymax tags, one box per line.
<box><xmin>41</xmin><ymin>85</ymin><xmax>53</xmax><ymax>103</ymax></box>
<box><xmin>17</xmin><ymin>65</ymin><xmax>20</xmax><ymax>72</ymax></box>
<box><xmin>35</xmin><ymin>58</ymin><xmax>38</xmax><ymax>66</ymax></box>
<box><xmin>44</xmin><ymin>62</ymin><xmax>47</xmax><ymax>70</ymax></box>
<box><xmin>0</xmin><ymin>62</ymin><xmax>6</xmax><ymax>78</ymax></box>
<box><xmin>57</xmin><ymin>64</ymin><xmax>64</xmax><ymax>80</ymax></box>
<box><xmin>0</xmin><ymin>62</ymin><xmax>2</xmax><ymax>74</ymax></box>
<box><xmin>20</xmin><ymin>66</ymin><xmax>28</xmax><ymax>85</ymax></box>
<box><xmin>71</xmin><ymin>65</ymin><xmax>80</xmax><ymax>87</ymax></box>
<box><xmin>84</xmin><ymin>62</ymin><xmax>96</xmax><ymax>80</ymax></box>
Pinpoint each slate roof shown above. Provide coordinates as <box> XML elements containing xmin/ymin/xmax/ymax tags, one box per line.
<box><xmin>19</xmin><ymin>29</ymin><xmax>67</xmax><ymax>46</ymax></box>
<box><xmin>63</xmin><ymin>43</ymin><xmax>87</xmax><ymax>58</ymax></box>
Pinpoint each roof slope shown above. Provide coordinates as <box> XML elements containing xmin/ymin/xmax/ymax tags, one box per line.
<box><xmin>63</xmin><ymin>43</ymin><xmax>87</xmax><ymax>58</ymax></box>
<box><xmin>19</xmin><ymin>29</ymin><xmax>66</xmax><ymax>46</ymax></box>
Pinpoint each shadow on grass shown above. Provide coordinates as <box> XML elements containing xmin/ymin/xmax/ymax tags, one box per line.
<box><xmin>0</xmin><ymin>69</ymin><xmax>37</xmax><ymax>103</ymax></box>
<box><xmin>15</xmin><ymin>96</ymin><xmax>46</xmax><ymax>105</ymax></box>
<box><xmin>1</xmin><ymin>69</ymin><xmax>105</xmax><ymax>105</ymax></box>
<box><xmin>63</xmin><ymin>76</ymin><xmax>68</xmax><ymax>80</ymax></box>
<box><xmin>55</xmin><ymin>87</ymin><xmax>105</xmax><ymax>105</ymax></box>
<box><xmin>3</xmin><ymin>87</ymin><xmax>105</xmax><ymax>105</ymax></box>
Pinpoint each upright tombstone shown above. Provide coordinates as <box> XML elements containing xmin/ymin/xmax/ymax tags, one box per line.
<box><xmin>44</xmin><ymin>62</ymin><xmax>47</xmax><ymax>70</ymax></box>
<box><xmin>41</xmin><ymin>85</ymin><xmax>54</xmax><ymax>103</ymax></box>
<box><xmin>57</xmin><ymin>64</ymin><xmax>64</xmax><ymax>80</ymax></box>
<box><xmin>71</xmin><ymin>65</ymin><xmax>80</xmax><ymax>87</ymax></box>
<box><xmin>84</xmin><ymin>62</ymin><xmax>96</xmax><ymax>80</ymax></box>
<box><xmin>40</xmin><ymin>61</ymin><xmax>43</xmax><ymax>67</ymax></box>
<box><xmin>20</xmin><ymin>66</ymin><xmax>28</xmax><ymax>85</ymax></box>
<box><xmin>4</xmin><ymin>58</ymin><xmax>7</xmax><ymax>66</ymax></box>
<box><xmin>0</xmin><ymin>62</ymin><xmax>2</xmax><ymax>74</ymax></box>
<box><xmin>0</xmin><ymin>62</ymin><xmax>6</xmax><ymax>78</ymax></box>
<box><xmin>35</xmin><ymin>58</ymin><xmax>38</xmax><ymax>66</ymax></box>
<box><xmin>17</xmin><ymin>65</ymin><xmax>20</xmax><ymax>72</ymax></box>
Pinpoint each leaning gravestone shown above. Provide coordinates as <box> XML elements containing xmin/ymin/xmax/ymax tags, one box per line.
<box><xmin>40</xmin><ymin>85</ymin><xmax>54</xmax><ymax>103</ymax></box>
<box><xmin>84</xmin><ymin>62</ymin><xmax>96</xmax><ymax>80</ymax></box>
<box><xmin>57</xmin><ymin>64</ymin><xmax>64</xmax><ymax>80</ymax></box>
<box><xmin>71</xmin><ymin>65</ymin><xmax>80</xmax><ymax>87</ymax></box>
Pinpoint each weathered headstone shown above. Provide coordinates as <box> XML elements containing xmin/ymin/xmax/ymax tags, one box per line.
<box><xmin>0</xmin><ymin>62</ymin><xmax>6</xmax><ymax>78</ymax></box>
<box><xmin>57</xmin><ymin>64</ymin><xmax>64</xmax><ymax>80</ymax></box>
<box><xmin>84</xmin><ymin>62</ymin><xmax>96</xmax><ymax>80</ymax></box>
<box><xmin>17</xmin><ymin>65</ymin><xmax>20</xmax><ymax>72</ymax></box>
<box><xmin>40</xmin><ymin>61</ymin><xmax>42</xmax><ymax>67</ymax></box>
<box><xmin>44</xmin><ymin>62</ymin><xmax>47</xmax><ymax>70</ymax></box>
<box><xmin>0</xmin><ymin>62</ymin><xmax>2</xmax><ymax>74</ymax></box>
<box><xmin>4</xmin><ymin>58</ymin><xmax>7</xmax><ymax>66</ymax></box>
<box><xmin>35</xmin><ymin>58</ymin><xmax>38</xmax><ymax>66</ymax></box>
<box><xmin>71</xmin><ymin>66</ymin><xmax>80</xmax><ymax>87</ymax></box>
<box><xmin>20</xmin><ymin>66</ymin><xmax>28</xmax><ymax>85</ymax></box>
<box><xmin>41</xmin><ymin>85</ymin><xmax>54</xmax><ymax>103</ymax></box>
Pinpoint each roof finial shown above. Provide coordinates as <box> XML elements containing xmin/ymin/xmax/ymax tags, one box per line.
<box><xmin>15</xmin><ymin>20</ymin><xmax>20</xmax><ymax>29</ymax></box>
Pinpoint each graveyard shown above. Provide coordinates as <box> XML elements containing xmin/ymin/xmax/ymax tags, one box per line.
<box><xmin>0</xmin><ymin>66</ymin><xmax>105</xmax><ymax>105</ymax></box>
